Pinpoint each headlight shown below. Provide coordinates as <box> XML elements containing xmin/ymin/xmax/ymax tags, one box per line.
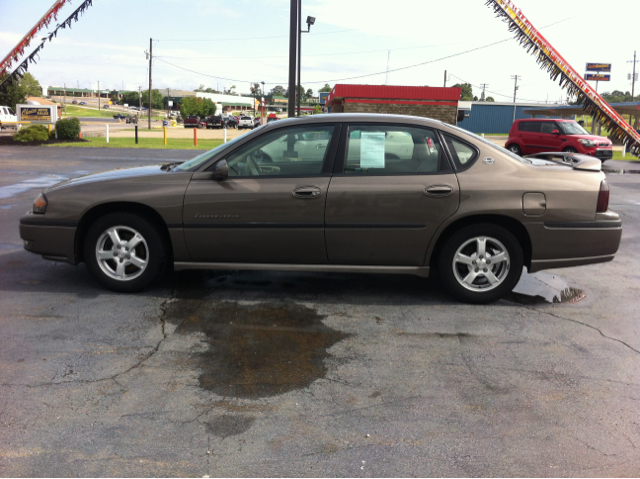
<box><xmin>33</xmin><ymin>193</ymin><xmax>48</xmax><ymax>214</ymax></box>
<box><xmin>578</xmin><ymin>139</ymin><xmax>597</xmax><ymax>147</ymax></box>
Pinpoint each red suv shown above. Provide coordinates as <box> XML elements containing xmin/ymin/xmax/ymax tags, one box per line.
<box><xmin>506</xmin><ymin>119</ymin><xmax>613</xmax><ymax>161</ymax></box>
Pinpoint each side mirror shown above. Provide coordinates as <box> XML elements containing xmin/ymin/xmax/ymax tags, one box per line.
<box><xmin>213</xmin><ymin>159</ymin><xmax>228</xmax><ymax>181</ymax></box>
<box><xmin>552</xmin><ymin>129</ymin><xmax>560</xmax><ymax>134</ymax></box>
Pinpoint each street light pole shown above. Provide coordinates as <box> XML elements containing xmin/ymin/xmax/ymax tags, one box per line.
<box><xmin>148</xmin><ymin>38</ymin><xmax>153</xmax><ymax>130</ymax></box>
<box><xmin>296</xmin><ymin>6</ymin><xmax>315</xmax><ymax>117</ymax></box>
<box><xmin>287</xmin><ymin>0</ymin><xmax>298</xmax><ymax>118</ymax></box>
<box><xmin>97</xmin><ymin>80</ymin><xmax>101</xmax><ymax>111</ymax></box>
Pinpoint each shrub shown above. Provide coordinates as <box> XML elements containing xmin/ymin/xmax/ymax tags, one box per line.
<box><xmin>13</xmin><ymin>124</ymin><xmax>50</xmax><ymax>143</ymax></box>
<box><xmin>55</xmin><ymin>117</ymin><xmax>81</xmax><ymax>140</ymax></box>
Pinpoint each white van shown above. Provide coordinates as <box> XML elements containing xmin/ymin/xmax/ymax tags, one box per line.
<box><xmin>0</xmin><ymin>105</ymin><xmax>17</xmax><ymax>130</ymax></box>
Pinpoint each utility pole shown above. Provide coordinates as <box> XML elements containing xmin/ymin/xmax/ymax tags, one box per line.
<box><xmin>385</xmin><ymin>50</ymin><xmax>391</xmax><ymax>85</ymax></box>
<box><xmin>138</xmin><ymin>86</ymin><xmax>142</xmax><ymax>112</ymax></box>
<box><xmin>444</xmin><ymin>70</ymin><xmax>447</xmax><ymax>88</ymax></box>
<box><xmin>628</xmin><ymin>50</ymin><xmax>638</xmax><ymax>102</ymax></box>
<box><xmin>480</xmin><ymin>83</ymin><xmax>488</xmax><ymax>101</ymax></box>
<box><xmin>287</xmin><ymin>0</ymin><xmax>298</xmax><ymax>118</ymax></box>
<box><xmin>97</xmin><ymin>80</ymin><xmax>101</xmax><ymax>111</ymax></box>
<box><xmin>63</xmin><ymin>83</ymin><xmax>66</xmax><ymax>113</ymax></box>
<box><xmin>511</xmin><ymin>75</ymin><xmax>521</xmax><ymax>122</ymax></box>
<box><xmin>297</xmin><ymin>0</ymin><xmax>302</xmax><ymax>117</ymax></box>
<box><xmin>166</xmin><ymin>87</ymin><xmax>170</xmax><ymax>117</ymax></box>
<box><xmin>148</xmin><ymin>38</ymin><xmax>153</xmax><ymax>129</ymax></box>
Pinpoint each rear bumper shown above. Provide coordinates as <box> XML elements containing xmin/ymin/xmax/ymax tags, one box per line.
<box><xmin>526</xmin><ymin>213</ymin><xmax>622</xmax><ymax>272</ymax></box>
<box><xmin>19</xmin><ymin>213</ymin><xmax>78</xmax><ymax>265</ymax></box>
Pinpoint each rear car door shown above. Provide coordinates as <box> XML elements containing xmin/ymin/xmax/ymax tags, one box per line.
<box><xmin>182</xmin><ymin>123</ymin><xmax>340</xmax><ymax>264</ymax></box>
<box><xmin>517</xmin><ymin>121</ymin><xmax>541</xmax><ymax>154</ymax></box>
<box><xmin>324</xmin><ymin>123</ymin><xmax>460</xmax><ymax>266</ymax></box>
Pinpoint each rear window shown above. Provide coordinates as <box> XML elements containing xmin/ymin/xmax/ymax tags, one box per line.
<box><xmin>241</xmin><ymin>116</ymin><xmax>251</xmax><ymax>120</ymax></box>
<box><xmin>518</xmin><ymin>121</ymin><xmax>541</xmax><ymax>133</ymax></box>
<box><xmin>442</xmin><ymin>134</ymin><xmax>479</xmax><ymax>170</ymax></box>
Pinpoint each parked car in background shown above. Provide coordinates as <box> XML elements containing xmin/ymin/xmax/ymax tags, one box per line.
<box><xmin>238</xmin><ymin>116</ymin><xmax>254</xmax><ymax>129</ymax></box>
<box><xmin>0</xmin><ymin>105</ymin><xmax>17</xmax><ymax>130</ymax></box>
<box><xmin>266</xmin><ymin>113</ymin><xmax>278</xmax><ymax>124</ymax></box>
<box><xmin>125</xmin><ymin>115</ymin><xmax>138</xmax><ymax>124</ymax></box>
<box><xmin>506</xmin><ymin>119</ymin><xmax>613</xmax><ymax>162</ymax></box>
<box><xmin>72</xmin><ymin>100</ymin><xmax>78</xmax><ymax>104</ymax></box>
<box><xmin>112</xmin><ymin>113</ymin><xmax>126</xmax><ymax>120</ymax></box>
<box><xmin>205</xmin><ymin>116</ymin><xmax>223</xmax><ymax>129</ymax></box>
<box><xmin>79</xmin><ymin>101</ymin><xmax>87</xmax><ymax>105</ymax></box>
<box><xmin>103</xmin><ymin>105</ymin><xmax>110</xmax><ymax>109</ymax></box>
<box><xmin>253</xmin><ymin>117</ymin><xmax>262</xmax><ymax>128</ymax></box>
<box><xmin>19</xmin><ymin>114</ymin><xmax>621</xmax><ymax>303</ymax></box>
<box><xmin>223</xmin><ymin>116</ymin><xmax>239</xmax><ymax>129</ymax></box>
<box><xmin>183</xmin><ymin>115</ymin><xmax>204</xmax><ymax>128</ymax></box>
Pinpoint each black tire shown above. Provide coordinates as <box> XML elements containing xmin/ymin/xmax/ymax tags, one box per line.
<box><xmin>438</xmin><ymin>223</ymin><xmax>523</xmax><ymax>304</ymax></box>
<box><xmin>84</xmin><ymin>212</ymin><xmax>168</xmax><ymax>293</ymax></box>
<box><xmin>507</xmin><ymin>143</ymin><xmax>522</xmax><ymax>155</ymax></box>
<box><xmin>563</xmin><ymin>147</ymin><xmax>578</xmax><ymax>153</ymax></box>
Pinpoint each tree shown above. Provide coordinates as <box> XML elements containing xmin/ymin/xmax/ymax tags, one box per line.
<box><xmin>0</xmin><ymin>74</ymin><xmax>27</xmax><ymax>111</ymax></box>
<box><xmin>602</xmin><ymin>90</ymin><xmax>633</xmax><ymax>104</ymax></box>
<box><xmin>269</xmin><ymin>85</ymin><xmax>286</xmax><ymax>97</ymax></box>
<box><xmin>141</xmin><ymin>89</ymin><xmax>164</xmax><ymax>109</ymax></box>
<box><xmin>20</xmin><ymin>73</ymin><xmax>42</xmax><ymax>97</ymax></box>
<box><xmin>224</xmin><ymin>85</ymin><xmax>237</xmax><ymax>95</ymax></box>
<box><xmin>250</xmin><ymin>83</ymin><xmax>263</xmax><ymax>98</ymax></box>
<box><xmin>318</xmin><ymin>83</ymin><xmax>332</xmax><ymax>93</ymax></box>
<box><xmin>305</xmin><ymin>88</ymin><xmax>314</xmax><ymax>100</ymax></box>
<box><xmin>485</xmin><ymin>96</ymin><xmax>495</xmax><ymax>102</ymax></box>
<box><xmin>121</xmin><ymin>91</ymin><xmax>141</xmax><ymax>107</ymax></box>
<box><xmin>473</xmin><ymin>95</ymin><xmax>478</xmax><ymax>101</ymax></box>
<box><xmin>179</xmin><ymin>96</ymin><xmax>216</xmax><ymax>118</ymax></box>
<box><xmin>452</xmin><ymin>83</ymin><xmax>474</xmax><ymax>101</ymax></box>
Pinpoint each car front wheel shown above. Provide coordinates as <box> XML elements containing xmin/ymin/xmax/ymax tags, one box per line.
<box><xmin>563</xmin><ymin>147</ymin><xmax>578</xmax><ymax>153</ymax></box>
<box><xmin>438</xmin><ymin>224</ymin><xmax>523</xmax><ymax>304</ymax></box>
<box><xmin>84</xmin><ymin>212</ymin><xmax>168</xmax><ymax>293</ymax></box>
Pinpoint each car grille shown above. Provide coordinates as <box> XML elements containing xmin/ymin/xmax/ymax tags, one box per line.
<box><xmin>597</xmin><ymin>142</ymin><xmax>611</xmax><ymax>147</ymax></box>
<box><xmin>594</xmin><ymin>149</ymin><xmax>613</xmax><ymax>159</ymax></box>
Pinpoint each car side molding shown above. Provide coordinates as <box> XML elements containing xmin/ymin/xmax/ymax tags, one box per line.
<box><xmin>174</xmin><ymin>262</ymin><xmax>430</xmax><ymax>277</ymax></box>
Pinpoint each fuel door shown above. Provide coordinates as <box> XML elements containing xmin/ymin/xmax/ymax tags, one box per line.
<box><xmin>522</xmin><ymin>192</ymin><xmax>546</xmax><ymax>216</ymax></box>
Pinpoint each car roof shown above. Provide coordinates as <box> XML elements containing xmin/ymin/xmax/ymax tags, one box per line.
<box><xmin>263</xmin><ymin>113</ymin><xmax>447</xmax><ymax>128</ymax></box>
<box><xmin>515</xmin><ymin>118</ymin><xmax>575</xmax><ymax>123</ymax></box>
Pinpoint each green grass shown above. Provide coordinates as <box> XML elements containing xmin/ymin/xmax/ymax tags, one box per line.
<box><xmin>62</xmin><ymin>105</ymin><xmax>165</xmax><ymax>120</ymax></box>
<box><xmin>610</xmin><ymin>151</ymin><xmax>639</xmax><ymax>161</ymax></box>
<box><xmin>46</xmin><ymin>136</ymin><xmax>224</xmax><ymax>150</ymax></box>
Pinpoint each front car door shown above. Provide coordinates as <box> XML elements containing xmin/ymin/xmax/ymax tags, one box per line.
<box><xmin>537</xmin><ymin>121</ymin><xmax>564</xmax><ymax>152</ymax></box>
<box><xmin>325</xmin><ymin>123</ymin><xmax>460</xmax><ymax>266</ymax></box>
<box><xmin>182</xmin><ymin>123</ymin><xmax>340</xmax><ymax>264</ymax></box>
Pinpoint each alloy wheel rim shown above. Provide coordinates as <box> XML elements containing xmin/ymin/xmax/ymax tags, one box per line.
<box><xmin>95</xmin><ymin>225</ymin><xmax>149</xmax><ymax>281</ymax></box>
<box><xmin>452</xmin><ymin>236</ymin><xmax>510</xmax><ymax>292</ymax></box>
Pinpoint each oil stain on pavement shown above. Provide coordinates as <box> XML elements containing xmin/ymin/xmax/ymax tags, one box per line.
<box><xmin>166</xmin><ymin>299</ymin><xmax>350</xmax><ymax>399</ymax></box>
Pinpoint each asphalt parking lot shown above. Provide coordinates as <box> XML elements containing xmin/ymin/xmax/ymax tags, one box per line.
<box><xmin>1</xmin><ymin>145</ymin><xmax>639</xmax><ymax>476</ymax></box>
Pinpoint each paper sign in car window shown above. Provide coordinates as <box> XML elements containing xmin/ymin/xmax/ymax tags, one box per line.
<box><xmin>360</xmin><ymin>131</ymin><xmax>385</xmax><ymax>168</ymax></box>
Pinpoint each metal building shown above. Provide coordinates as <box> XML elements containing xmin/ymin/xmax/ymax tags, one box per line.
<box><xmin>457</xmin><ymin>101</ymin><xmax>564</xmax><ymax>134</ymax></box>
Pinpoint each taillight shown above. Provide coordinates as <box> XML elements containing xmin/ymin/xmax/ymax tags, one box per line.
<box><xmin>596</xmin><ymin>179</ymin><xmax>609</xmax><ymax>213</ymax></box>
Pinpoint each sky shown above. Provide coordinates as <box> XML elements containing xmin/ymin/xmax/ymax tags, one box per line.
<box><xmin>0</xmin><ymin>0</ymin><xmax>638</xmax><ymax>103</ymax></box>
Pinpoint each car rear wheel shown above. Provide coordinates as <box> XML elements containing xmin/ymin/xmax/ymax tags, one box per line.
<box><xmin>84</xmin><ymin>212</ymin><xmax>168</xmax><ymax>293</ymax></box>
<box><xmin>438</xmin><ymin>224</ymin><xmax>523</xmax><ymax>304</ymax></box>
<box><xmin>507</xmin><ymin>144</ymin><xmax>522</xmax><ymax>155</ymax></box>
<box><xmin>563</xmin><ymin>147</ymin><xmax>578</xmax><ymax>153</ymax></box>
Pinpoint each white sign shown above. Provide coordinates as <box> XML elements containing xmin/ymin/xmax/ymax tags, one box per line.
<box><xmin>168</xmin><ymin>100</ymin><xmax>173</xmax><ymax>107</ymax></box>
<box><xmin>360</xmin><ymin>131</ymin><xmax>385</xmax><ymax>168</ymax></box>
<box><xmin>124</xmin><ymin>103</ymin><xmax>129</xmax><ymax>107</ymax></box>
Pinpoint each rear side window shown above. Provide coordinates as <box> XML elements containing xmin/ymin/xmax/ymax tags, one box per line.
<box><xmin>343</xmin><ymin>125</ymin><xmax>451</xmax><ymax>175</ymax></box>
<box><xmin>442</xmin><ymin>134</ymin><xmax>479</xmax><ymax>170</ymax></box>
<box><xmin>518</xmin><ymin>122</ymin><xmax>541</xmax><ymax>133</ymax></box>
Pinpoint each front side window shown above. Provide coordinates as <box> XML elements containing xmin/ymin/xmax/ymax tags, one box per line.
<box><xmin>540</xmin><ymin>122</ymin><xmax>559</xmax><ymax>134</ymax></box>
<box><xmin>343</xmin><ymin>125</ymin><xmax>449</xmax><ymax>175</ymax></box>
<box><xmin>225</xmin><ymin>125</ymin><xmax>335</xmax><ymax>177</ymax></box>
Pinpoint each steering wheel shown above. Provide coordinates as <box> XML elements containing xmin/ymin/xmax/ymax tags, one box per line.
<box><xmin>245</xmin><ymin>155</ymin><xmax>262</xmax><ymax>176</ymax></box>
<box><xmin>249</xmin><ymin>148</ymin><xmax>273</xmax><ymax>163</ymax></box>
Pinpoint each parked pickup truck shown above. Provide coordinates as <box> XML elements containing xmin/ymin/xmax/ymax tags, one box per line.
<box><xmin>183</xmin><ymin>115</ymin><xmax>205</xmax><ymax>128</ymax></box>
<box><xmin>205</xmin><ymin>115</ymin><xmax>223</xmax><ymax>129</ymax></box>
<box><xmin>238</xmin><ymin>115</ymin><xmax>254</xmax><ymax>129</ymax></box>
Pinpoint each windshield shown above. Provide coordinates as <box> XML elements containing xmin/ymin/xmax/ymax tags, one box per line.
<box><xmin>558</xmin><ymin>121</ymin><xmax>589</xmax><ymax>135</ymax></box>
<box><xmin>173</xmin><ymin>126</ymin><xmax>266</xmax><ymax>171</ymax></box>
<box><xmin>443</xmin><ymin>123</ymin><xmax>532</xmax><ymax>164</ymax></box>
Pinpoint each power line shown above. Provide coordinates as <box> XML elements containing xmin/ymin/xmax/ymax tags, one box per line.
<box><xmin>154</xmin><ymin>29</ymin><xmax>356</xmax><ymax>42</ymax></box>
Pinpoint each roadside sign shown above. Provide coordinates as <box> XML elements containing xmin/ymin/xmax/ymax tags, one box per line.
<box><xmin>585</xmin><ymin>73</ymin><xmax>611</xmax><ymax>81</ymax></box>
<box><xmin>586</xmin><ymin>63</ymin><xmax>611</xmax><ymax>72</ymax></box>
<box><xmin>124</xmin><ymin>103</ymin><xmax>129</xmax><ymax>107</ymax></box>
<box><xmin>16</xmin><ymin>104</ymin><xmax>58</xmax><ymax>124</ymax></box>
<box><xmin>168</xmin><ymin>100</ymin><xmax>173</xmax><ymax>107</ymax></box>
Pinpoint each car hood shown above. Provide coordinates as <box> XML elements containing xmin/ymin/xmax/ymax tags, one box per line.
<box><xmin>569</xmin><ymin>134</ymin><xmax>610</xmax><ymax>143</ymax></box>
<box><xmin>45</xmin><ymin>165</ymin><xmax>170</xmax><ymax>192</ymax></box>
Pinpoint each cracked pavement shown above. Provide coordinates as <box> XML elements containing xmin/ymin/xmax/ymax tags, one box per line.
<box><xmin>0</xmin><ymin>147</ymin><xmax>639</xmax><ymax>476</ymax></box>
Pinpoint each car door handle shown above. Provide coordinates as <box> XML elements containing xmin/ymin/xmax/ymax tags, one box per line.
<box><xmin>424</xmin><ymin>185</ymin><xmax>453</xmax><ymax>197</ymax></box>
<box><xmin>292</xmin><ymin>186</ymin><xmax>322</xmax><ymax>199</ymax></box>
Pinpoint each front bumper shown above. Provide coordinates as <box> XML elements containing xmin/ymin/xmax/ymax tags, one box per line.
<box><xmin>591</xmin><ymin>148</ymin><xmax>613</xmax><ymax>160</ymax></box>
<box><xmin>19</xmin><ymin>212</ymin><xmax>78</xmax><ymax>264</ymax></box>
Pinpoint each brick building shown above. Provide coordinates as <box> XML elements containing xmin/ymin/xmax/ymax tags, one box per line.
<box><xmin>325</xmin><ymin>84</ymin><xmax>461</xmax><ymax>124</ymax></box>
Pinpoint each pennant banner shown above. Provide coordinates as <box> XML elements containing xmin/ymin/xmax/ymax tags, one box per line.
<box><xmin>486</xmin><ymin>0</ymin><xmax>640</xmax><ymax>156</ymax></box>
<box><xmin>0</xmin><ymin>0</ymin><xmax>94</xmax><ymax>94</ymax></box>
<box><xmin>0</xmin><ymin>0</ymin><xmax>70</xmax><ymax>78</ymax></box>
